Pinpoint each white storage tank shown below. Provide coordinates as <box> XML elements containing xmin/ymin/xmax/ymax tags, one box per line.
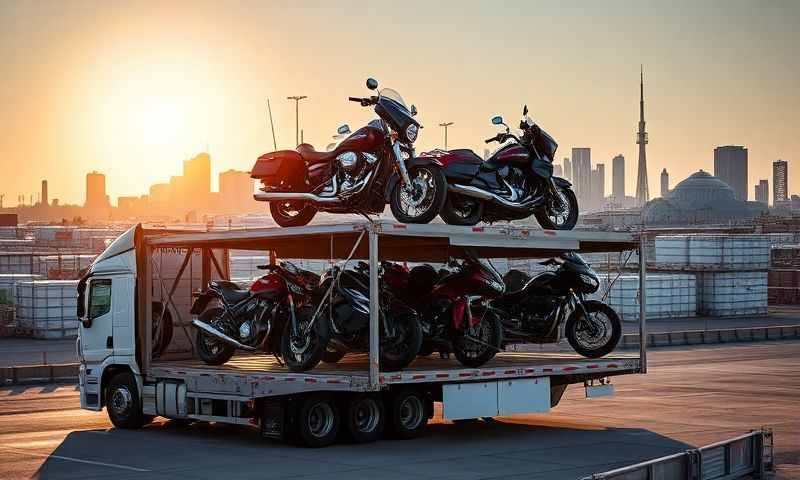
<box><xmin>15</xmin><ymin>280</ymin><xmax>79</xmax><ymax>339</ymax></box>
<box><xmin>0</xmin><ymin>274</ymin><xmax>41</xmax><ymax>304</ymax></box>
<box><xmin>39</xmin><ymin>254</ymin><xmax>96</xmax><ymax>278</ymax></box>
<box><xmin>655</xmin><ymin>234</ymin><xmax>770</xmax><ymax>269</ymax></box>
<box><xmin>597</xmin><ymin>273</ymin><xmax>697</xmax><ymax>322</ymax></box>
<box><xmin>0</xmin><ymin>253</ymin><xmax>35</xmax><ymax>274</ymax></box>
<box><xmin>697</xmin><ymin>271</ymin><xmax>768</xmax><ymax>316</ymax></box>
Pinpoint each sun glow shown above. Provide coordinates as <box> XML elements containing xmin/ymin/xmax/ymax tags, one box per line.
<box><xmin>137</xmin><ymin>99</ymin><xmax>189</xmax><ymax>147</ymax></box>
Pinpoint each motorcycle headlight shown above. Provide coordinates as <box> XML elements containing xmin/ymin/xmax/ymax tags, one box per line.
<box><xmin>580</xmin><ymin>274</ymin><xmax>599</xmax><ymax>292</ymax></box>
<box><xmin>489</xmin><ymin>279</ymin><xmax>505</xmax><ymax>293</ymax></box>
<box><xmin>405</xmin><ymin>124</ymin><xmax>418</xmax><ymax>143</ymax></box>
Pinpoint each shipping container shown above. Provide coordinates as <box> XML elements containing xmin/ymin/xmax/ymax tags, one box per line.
<box><xmin>655</xmin><ymin>234</ymin><xmax>770</xmax><ymax>269</ymax></box>
<box><xmin>697</xmin><ymin>271</ymin><xmax>768</xmax><ymax>316</ymax></box>
<box><xmin>15</xmin><ymin>280</ymin><xmax>80</xmax><ymax>339</ymax></box>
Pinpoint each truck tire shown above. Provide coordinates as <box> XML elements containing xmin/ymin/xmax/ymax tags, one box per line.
<box><xmin>386</xmin><ymin>388</ymin><xmax>428</xmax><ymax>440</ymax></box>
<box><xmin>342</xmin><ymin>393</ymin><xmax>384</xmax><ymax>443</ymax></box>
<box><xmin>292</xmin><ymin>393</ymin><xmax>340</xmax><ymax>447</ymax></box>
<box><xmin>106</xmin><ymin>372</ymin><xmax>149</xmax><ymax>429</ymax></box>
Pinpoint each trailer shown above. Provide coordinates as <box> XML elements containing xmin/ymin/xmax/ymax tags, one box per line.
<box><xmin>77</xmin><ymin>220</ymin><xmax>647</xmax><ymax>446</ymax></box>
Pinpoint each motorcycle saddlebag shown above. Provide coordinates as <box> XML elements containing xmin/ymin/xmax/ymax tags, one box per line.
<box><xmin>251</xmin><ymin>151</ymin><xmax>307</xmax><ymax>191</ymax></box>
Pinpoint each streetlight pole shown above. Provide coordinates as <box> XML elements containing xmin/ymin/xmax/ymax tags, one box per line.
<box><xmin>439</xmin><ymin>122</ymin><xmax>454</xmax><ymax>150</ymax></box>
<box><xmin>287</xmin><ymin>95</ymin><xmax>307</xmax><ymax>147</ymax></box>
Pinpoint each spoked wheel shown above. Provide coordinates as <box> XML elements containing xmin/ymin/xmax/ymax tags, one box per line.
<box><xmin>269</xmin><ymin>200</ymin><xmax>317</xmax><ymax>228</ymax></box>
<box><xmin>342</xmin><ymin>394</ymin><xmax>385</xmax><ymax>443</ymax></box>
<box><xmin>379</xmin><ymin>313</ymin><xmax>423</xmax><ymax>371</ymax></box>
<box><xmin>195</xmin><ymin>308</ymin><xmax>235</xmax><ymax>366</ymax></box>
<box><xmin>535</xmin><ymin>185</ymin><xmax>578</xmax><ymax>230</ymax></box>
<box><xmin>387</xmin><ymin>388</ymin><xmax>429</xmax><ymax>440</ymax></box>
<box><xmin>439</xmin><ymin>193</ymin><xmax>484</xmax><ymax>226</ymax></box>
<box><xmin>452</xmin><ymin>307</ymin><xmax>503</xmax><ymax>368</ymax></box>
<box><xmin>390</xmin><ymin>166</ymin><xmax>447</xmax><ymax>224</ymax></box>
<box><xmin>280</xmin><ymin>305</ymin><xmax>329</xmax><ymax>372</ymax></box>
<box><xmin>565</xmin><ymin>300</ymin><xmax>622</xmax><ymax>358</ymax></box>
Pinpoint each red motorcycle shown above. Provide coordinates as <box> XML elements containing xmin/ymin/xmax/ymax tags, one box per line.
<box><xmin>190</xmin><ymin>262</ymin><xmax>328</xmax><ymax>371</ymax></box>
<box><xmin>250</xmin><ymin>78</ymin><xmax>447</xmax><ymax>227</ymax></box>
<box><xmin>388</xmin><ymin>253</ymin><xmax>506</xmax><ymax>368</ymax></box>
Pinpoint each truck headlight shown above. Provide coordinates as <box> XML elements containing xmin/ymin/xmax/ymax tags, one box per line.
<box><xmin>405</xmin><ymin>124</ymin><xmax>418</xmax><ymax>143</ymax></box>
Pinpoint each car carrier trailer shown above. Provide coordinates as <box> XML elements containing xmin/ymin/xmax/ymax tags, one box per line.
<box><xmin>77</xmin><ymin>220</ymin><xmax>646</xmax><ymax>446</ymax></box>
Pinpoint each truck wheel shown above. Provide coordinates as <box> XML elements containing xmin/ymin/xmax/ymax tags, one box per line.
<box><xmin>294</xmin><ymin>393</ymin><xmax>340</xmax><ymax>447</ymax></box>
<box><xmin>342</xmin><ymin>394</ymin><xmax>384</xmax><ymax>443</ymax></box>
<box><xmin>387</xmin><ymin>388</ymin><xmax>428</xmax><ymax>440</ymax></box>
<box><xmin>106</xmin><ymin>372</ymin><xmax>149</xmax><ymax>429</ymax></box>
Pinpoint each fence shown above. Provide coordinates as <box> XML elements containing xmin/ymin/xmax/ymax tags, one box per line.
<box><xmin>581</xmin><ymin>429</ymin><xmax>773</xmax><ymax>480</ymax></box>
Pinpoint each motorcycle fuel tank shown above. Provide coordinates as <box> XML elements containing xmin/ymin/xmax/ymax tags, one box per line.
<box><xmin>335</xmin><ymin>126</ymin><xmax>383</xmax><ymax>154</ymax></box>
<box><xmin>250</xmin><ymin>273</ymin><xmax>287</xmax><ymax>300</ymax></box>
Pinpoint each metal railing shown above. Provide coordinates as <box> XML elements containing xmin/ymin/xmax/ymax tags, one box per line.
<box><xmin>581</xmin><ymin>428</ymin><xmax>773</xmax><ymax>480</ymax></box>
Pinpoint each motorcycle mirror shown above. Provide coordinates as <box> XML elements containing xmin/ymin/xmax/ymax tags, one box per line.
<box><xmin>366</xmin><ymin>78</ymin><xmax>379</xmax><ymax>90</ymax></box>
<box><xmin>337</xmin><ymin>124</ymin><xmax>351</xmax><ymax>135</ymax></box>
<box><xmin>523</xmin><ymin>105</ymin><xmax>528</xmax><ymax>116</ymax></box>
<box><xmin>410</xmin><ymin>104</ymin><xmax>417</xmax><ymax>116</ymax></box>
<box><xmin>491</xmin><ymin>115</ymin><xmax>504</xmax><ymax>125</ymax></box>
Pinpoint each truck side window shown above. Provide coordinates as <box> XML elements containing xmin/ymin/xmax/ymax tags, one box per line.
<box><xmin>88</xmin><ymin>279</ymin><xmax>112</xmax><ymax>320</ymax></box>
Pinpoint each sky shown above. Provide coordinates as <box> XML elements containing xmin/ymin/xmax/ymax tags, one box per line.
<box><xmin>1</xmin><ymin>0</ymin><xmax>798</xmax><ymax>206</ymax></box>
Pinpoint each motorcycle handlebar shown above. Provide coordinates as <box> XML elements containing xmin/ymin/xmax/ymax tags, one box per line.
<box><xmin>348</xmin><ymin>97</ymin><xmax>363</xmax><ymax>103</ymax></box>
<box><xmin>485</xmin><ymin>136</ymin><xmax>496</xmax><ymax>144</ymax></box>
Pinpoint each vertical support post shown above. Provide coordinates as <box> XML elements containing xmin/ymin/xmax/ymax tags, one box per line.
<box><xmin>143</xmin><ymin>245</ymin><xmax>154</xmax><ymax>373</ymax></box>
<box><xmin>201</xmin><ymin>248</ymin><xmax>211</xmax><ymax>289</ymax></box>
<box><xmin>638</xmin><ymin>232</ymin><xmax>648</xmax><ymax>374</ymax></box>
<box><xmin>368</xmin><ymin>227</ymin><xmax>380</xmax><ymax>389</ymax></box>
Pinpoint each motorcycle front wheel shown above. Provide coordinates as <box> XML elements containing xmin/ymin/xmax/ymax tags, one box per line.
<box><xmin>451</xmin><ymin>307</ymin><xmax>503</xmax><ymax>368</ymax></box>
<box><xmin>269</xmin><ymin>200</ymin><xmax>317</xmax><ymax>228</ymax></box>
<box><xmin>380</xmin><ymin>313</ymin><xmax>423</xmax><ymax>371</ymax></box>
<box><xmin>280</xmin><ymin>305</ymin><xmax>329</xmax><ymax>372</ymax></box>
<box><xmin>195</xmin><ymin>308</ymin><xmax>235</xmax><ymax>366</ymax></box>
<box><xmin>565</xmin><ymin>300</ymin><xmax>622</xmax><ymax>358</ymax></box>
<box><xmin>439</xmin><ymin>193</ymin><xmax>483</xmax><ymax>226</ymax></box>
<box><xmin>535</xmin><ymin>185</ymin><xmax>578</xmax><ymax>230</ymax></box>
<box><xmin>390</xmin><ymin>166</ymin><xmax>447</xmax><ymax>224</ymax></box>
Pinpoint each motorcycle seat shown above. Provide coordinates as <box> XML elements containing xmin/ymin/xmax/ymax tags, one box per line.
<box><xmin>210</xmin><ymin>280</ymin><xmax>251</xmax><ymax>304</ymax></box>
<box><xmin>297</xmin><ymin>143</ymin><xmax>337</xmax><ymax>165</ymax></box>
<box><xmin>502</xmin><ymin>271</ymin><xmax>556</xmax><ymax>300</ymax></box>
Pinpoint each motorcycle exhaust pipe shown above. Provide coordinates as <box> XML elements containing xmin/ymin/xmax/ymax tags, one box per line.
<box><xmin>191</xmin><ymin>319</ymin><xmax>257</xmax><ymax>351</ymax></box>
<box><xmin>448</xmin><ymin>184</ymin><xmax>542</xmax><ymax>211</ymax></box>
<box><xmin>253</xmin><ymin>192</ymin><xmax>341</xmax><ymax>204</ymax></box>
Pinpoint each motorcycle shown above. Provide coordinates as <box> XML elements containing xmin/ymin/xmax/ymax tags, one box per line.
<box><xmin>189</xmin><ymin>261</ymin><xmax>328</xmax><ymax>371</ymax></box>
<box><xmin>313</xmin><ymin>261</ymin><xmax>423</xmax><ymax>372</ymax></box>
<box><xmin>489</xmin><ymin>253</ymin><xmax>622</xmax><ymax>358</ymax></box>
<box><xmin>387</xmin><ymin>253</ymin><xmax>506</xmax><ymax>368</ymax></box>
<box><xmin>250</xmin><ymin>78</ymin><xmax>447</xmax><ymax>227</ymax></box>
<box><xmin>422</xmin><ymin>106</ymin><xmax>578</xmax><ymax>229</ymax></box>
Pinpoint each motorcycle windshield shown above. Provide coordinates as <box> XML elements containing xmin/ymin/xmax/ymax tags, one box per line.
<box><xmin>560</xmin><ymin>253</ymin><xmax>595</xmax><ymax>276</ymax></box>
<box><xmin>379</xmin><ymin>88</ymin><xmax>407</xmax><ymax>109</ymax></box>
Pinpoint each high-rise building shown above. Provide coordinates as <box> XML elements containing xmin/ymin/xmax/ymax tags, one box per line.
<box><xmin>591</xmin><ymin>163</ymin><xmax>605</xmax><ymax>207</ymax></box>
<box><xmin>85</xmin><ymin>171</ymin><xmax>110</xmax><ymax>218</ymax></box>
<box><xmin>41</xmin><ymin>180</ymin><xmax>48</xmax><ymax>207</ymax></box>
<box><xmin>563</xmin><ymin>158</ymin><xmax>571</xmax><ymax>182</ymax></box>
<box><xmin>184</xmin><ymin>152</ymin><xmax>211</xmax><ymax>199</ymax></box>
<box><xmin>660</xmin><ymin>168</ymin><xmax>669</xmax><ymax>198</ymax></box>
<box><xmin>773</xmin><ymin>159</ymin><xmax>788</xmax><ymax>205</ymax></box>
<box><xmin>552</xmin><ymin>164</ymin><xmax>563</xmax><ymax>178</ymax></box>
<box><xmin>635</xmin><ymin>67</ymin><xmax>649</xmax><ymax>206</ymax></box>
<box><xmin>571</xmin><ymin>148</ymin><xmax>592</xmax><ymax>206</ymax></box>
<box><xmin>755</xmin><ymin>180</ymin><xmax>769</xmax><ymax>205</ymax></box>
<box><xmin>219</xmin><ymin>169</ymin><xmax>255</xmax><ymax>213</ymax></box>
<box><xmin>612</xmin><ymin>155</ymin><xmax>625</xmax><ymax>201</ymax></box>
<box><xmin>714</xmin><ymin>146</ymin><xmax>748</xmax><ymax>201</ymax></box>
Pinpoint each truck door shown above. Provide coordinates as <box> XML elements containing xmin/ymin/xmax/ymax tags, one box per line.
<box><xmin>79</xmin><ymin>277</ymin><xmax>114</xmax><ymax>363</ymax></box>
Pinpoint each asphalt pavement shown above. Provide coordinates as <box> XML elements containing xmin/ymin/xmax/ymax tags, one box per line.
<box><xmin>0</xmin><ymin>341</ymin><xmax>797</xmax><ymax>479</ymax></box>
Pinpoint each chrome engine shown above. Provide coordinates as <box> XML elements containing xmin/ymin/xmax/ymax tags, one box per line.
<box><xmin>336</xmin><ymin>151</ymin><xmax>377</xmax><ymax>195</ymax></box>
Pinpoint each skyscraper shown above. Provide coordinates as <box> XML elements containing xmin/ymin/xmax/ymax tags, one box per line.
<box><xmin>755</xmin><ymin>180</ymin><xmax>769</xmax><ymax>205</ymax></box>
<box><xmin>41</xmin><ymin>180</ymin><xmax>48</xmax><ymax>207</ymax></box>
<box><xmin>592</xmin><ymin>163</ymin><xmax>605</xmax><ymax>207</ymax></box>
<box><xmin>714</xmin><ymin>146</ymin><xmax>748</xmax><ymax>201</ymax></box>
<box><xmin>773</xmin><ymin>159</ymin><xmax>788</xmax><ymax>205</ymax></box>
<box><xmin>571</xmin><ymin>148</ymin><xmax>592</xmax><ymax>206</ymax></box>
<box><xmin>612</xmin><ymin>154</ymin><xmax>625</xmax><ymax>201</ymax></box>
<box><xmin>563</xmin><ymin>158</ymin><xmax>572</xmax><ymax>182</ymax></box>
<box><xmin>85</xmin><ymin>171</ymin><xmax>110</xmax><ymax>218</ymax></box>
<box><xmin>219</xmin><ymin>169</ymin><xmax>256</xmax><ymax>213</ymax></box>
<box><xmin>552</xmin><ymin>164</ymin><xmax>563</xmax><ymax>178</ymax></box>
<box><xmin>184</xmin><ymin>152</ymin><xmax>211</xmax><ymax>199</ymax></box>
<box><xmin>635</xmin><ymin>67</ymin><xmax>649</xmax><ymax>207</ymax></box>
<box><xmin>660</xmin><ymin>168</ymin><xmax>669</xmax><ymax>198</ymax></box>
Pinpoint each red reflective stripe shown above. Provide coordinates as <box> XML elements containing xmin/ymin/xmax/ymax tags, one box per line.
<box><xmin>505</xmin><ymin>369</ymin><xmax>517</xmax><ymax>375</ymax></box>
<box><xmin>304</xmin><ymin>378</ymin><xmax>317</xmax><ymax>383</ymax></box>
<box><xmin>607</xmin><ymin>363</ymin><xmax>618</xmax><ymax>368</ymax></box>
<box><xmin>436</xmin><ymin>373</ymin><xmax>449</xmax><ymax>379</ymax></box>
<box><xmin>412</xmin><ymin>374</ymin><xmax>426</xmax><ymax>380</ymax></box>
<box><xmin>326</xmin><ymin>379</ymin><xmax>342</xmax><ymax>384</ymax></box>
<box><xmin>393</xmin><ymin>224</ymin><xmax>407</xmax><ymax>229</ymax></box>
<box><xmin>524</xmin><ymin>368</ymin><xmax>535</xmax><ymax>374</ymax></box>
<box><xmin>543</xmin><ymin>230</ymin><xmax>556</xmax><ymax>236</ymax></box>
<box><xmin>587</xmin><ymin>365</ymin><xmax>599</xmax><ymax>369</ymax></box>
<box><xmin>458</xmin><ymin>372</ymin><xmax>473</xmax><ymax>378</ymax></box>
<box><xmin>562</xmin><ymin>366</ymin><xmax>578</xmax><ymax>371</ymax></box>
<box><xmin>481</xmin><ymin>371</ymin><xmax>496</xmax><ymax>376</ymax></box>
<box><xmin>472</xmin><ymin>227</ymin><xmax>485</xmax><ymax>232</ymax></box>
<box><xmin>284</xmin><ymin>377</ymin><xmax>296</xmax><ymax>382</ymax></box>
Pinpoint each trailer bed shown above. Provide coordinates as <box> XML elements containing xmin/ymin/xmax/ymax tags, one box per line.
<box><xmin>148</xmin><ymin>352</ymin><xmax>640</xmax><ymax>397</ymax></box>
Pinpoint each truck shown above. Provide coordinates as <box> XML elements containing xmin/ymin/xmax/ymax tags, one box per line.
<box><xmin>77</xmin><ymin>220</ymin><xmax>647</xmax><ymax>447</ymax></box>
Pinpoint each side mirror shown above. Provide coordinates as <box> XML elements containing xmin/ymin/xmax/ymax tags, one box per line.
<box><xmin>410</xmin><ymin>104</ymin><xmax>417</xmax><ymax>116</ymax></box>
<box><xmin>337</xmin><ymin>124</ymin><xmax>351</xmax><ymax>135</ymax></box>
<box><xmin>366</xmin><ymin>78</ymin><xmax>378</xmax><ymax>90</ymax></box>
<box><xmin>523</xmin><ymin>105</ymin><xmax>528</xmax><ymax>116</ymax></box>
<box><xmin>491</xmin><ymin>116</ymin><xmax>504</xmax><ymax>125</ymax></box>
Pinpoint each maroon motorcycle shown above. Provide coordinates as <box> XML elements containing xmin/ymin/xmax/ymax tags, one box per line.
<box><xmin>389</xmin><ymin>253</ymin><xmax>506</xmax><ymax>368</ymax></box>
<box><xmin>190</xmin><ymin>262</ymin><xmax>328</xmax><ymax>371</ymax></box>
<box><xmin>250</xmin><ymin>78</ymin><xmax>447</xmax><ymax>227</ymax></box>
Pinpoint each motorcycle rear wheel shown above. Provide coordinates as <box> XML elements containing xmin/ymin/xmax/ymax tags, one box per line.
<box><xmin>380</xmin><ymin>313</ymin><xmax>423</xmax><ymax>371</ymax></box>
<box><xmin>280</xmin><ymin>305</ymin><xmax>329</xmax><ymax>372</ymax></box>
<box><xmin>439</xmin><ymin>193</ymin><xmax>483</xmax><ymax>226</ymax></box>
<box><xmin>535</xmin><ymin>186</ymin><xmax>578</xmax><ymax>230</ymax></box>
<box><xmin>452</xmin><ymin>307</ymin><xmax>503</xmax><ymax>368</ymax></box>
<box><xmin>390</xmin><ymin>166</ymin><xmax>447</xmax><ymax>224</ymax></box>
<box><xmin>270</xmin><ymin>200</ymin><xmax>317</xmax><ymax>228</ymax></box>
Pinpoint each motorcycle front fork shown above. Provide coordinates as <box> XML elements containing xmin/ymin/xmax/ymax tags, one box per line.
<box><xmin>392</xmin><ymin>141</ymin><xmax>413</xmax><ymax>187</ymax></box>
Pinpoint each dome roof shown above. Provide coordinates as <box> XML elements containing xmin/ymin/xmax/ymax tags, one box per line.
<box><xmin>667</xmin><ymin>170</ymin><xmax>735</xmax><ymax>204</ymax></box>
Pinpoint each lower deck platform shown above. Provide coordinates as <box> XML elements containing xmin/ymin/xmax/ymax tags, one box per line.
<box><xmin>147</xmin><ymin>351</ymin><xmax>641</xmax><ymax>397</ymax></box>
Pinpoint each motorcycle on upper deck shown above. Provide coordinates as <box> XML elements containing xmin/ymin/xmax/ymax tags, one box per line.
<box><xmin>424</xmin><ymin>106</ymin><xmax>579</xmax><ymax>229</ymax></box>
<box><xmin>251</xmin><ymin>78</ymin><xmax>447</xmax><ymax>227</ymax></box>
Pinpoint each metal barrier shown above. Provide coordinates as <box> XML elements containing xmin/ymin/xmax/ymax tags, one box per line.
<box><xmin>581</xmin><ymin>429</ymin><xmax>773</xmax><ymax>480</ymax></box>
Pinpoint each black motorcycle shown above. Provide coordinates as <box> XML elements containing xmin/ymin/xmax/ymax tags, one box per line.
<box><xmin>423</xmin><ymin>106</ymin><xmax>578</xmax><ymax>229</ymax></box>
<box><xmin>311</xmin><ymin>261</ymin><xmax>423</xmax><ymax>372</ymax></box>
<box><xmin>251</xmin><ymin>78</ymin><xmax>447</xmax><ymax>227</ymax></box>
<box><xmin>489</xmin><ymin>253</ymin><xmax>621</xmax><ymax>358</ymax></box>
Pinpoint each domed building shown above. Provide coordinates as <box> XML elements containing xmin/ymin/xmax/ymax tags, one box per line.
<box><xmin>643</xmin><ymin>170</ymin><xmax>767</xmax><ymax>225</ymax></box>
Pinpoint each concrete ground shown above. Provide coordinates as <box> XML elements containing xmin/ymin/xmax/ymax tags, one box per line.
<box><xmin>0</xmin><ymin>341</ymin><xmax>797</xmax><ymax>479</ymax></box>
